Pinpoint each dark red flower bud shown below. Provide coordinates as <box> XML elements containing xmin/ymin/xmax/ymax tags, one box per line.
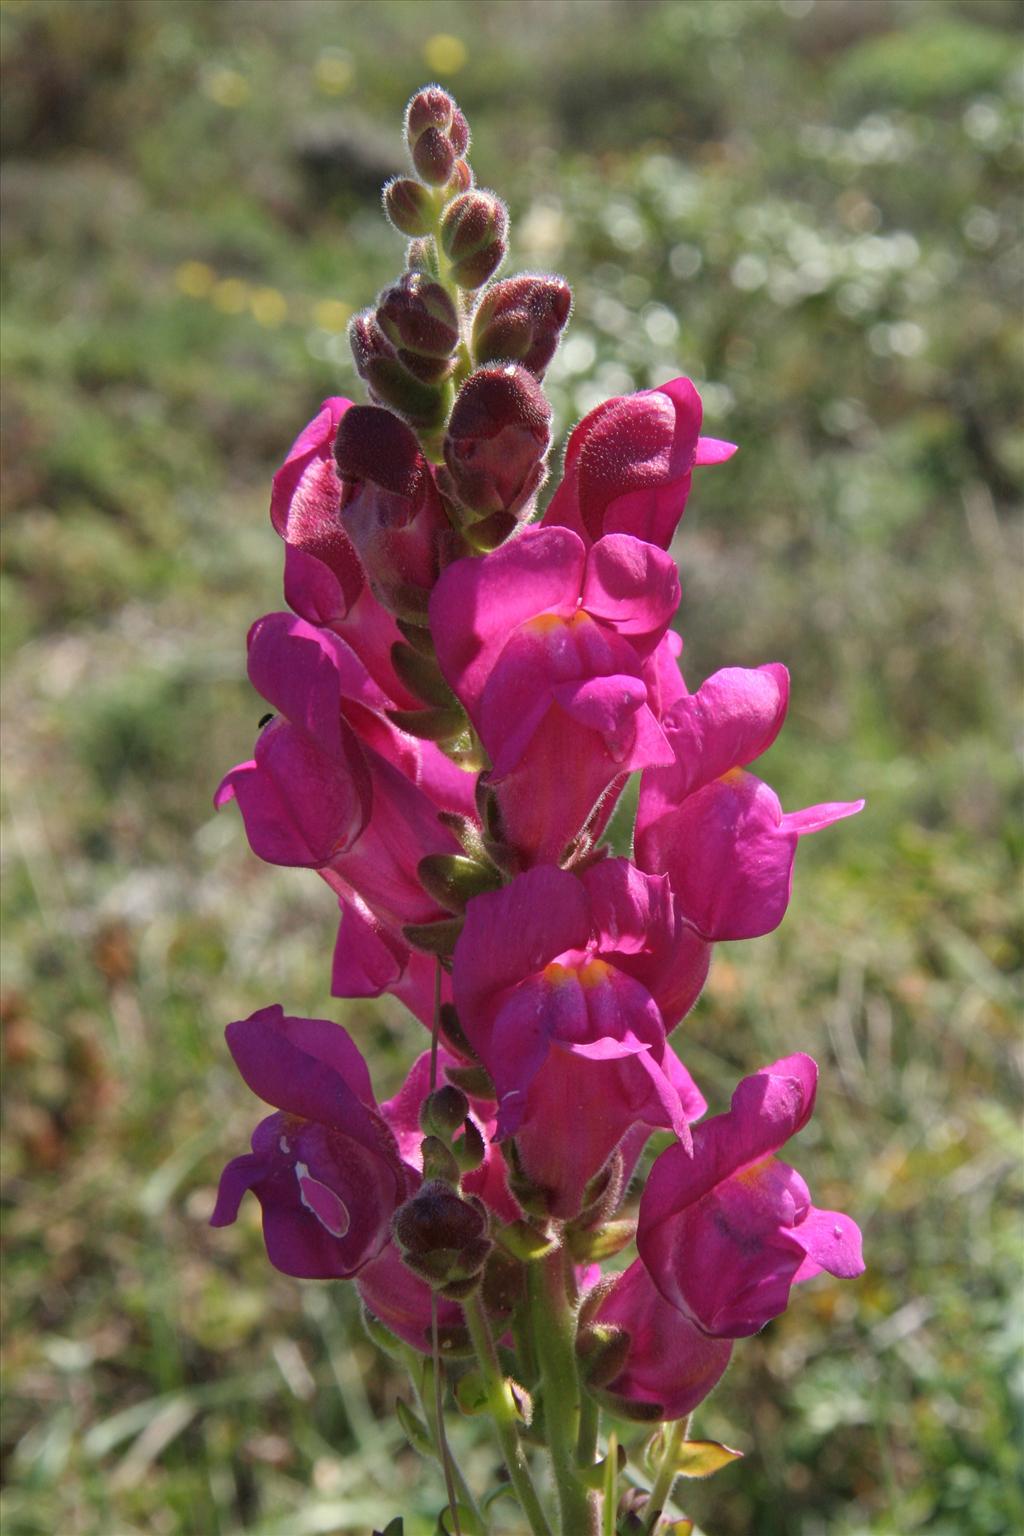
<box><xmin>443</xmin><ymin>364</ymin><xmax>552</xmax><ymax>520</ymax></box>
<box><xmin>334</xmin><ymin>404</ymin><xmax>452</xmax><ymax>617</ymax></box>
<box><xmin>383</xmin><ymin>176</ymin><xmax>436</xmax><ymax>238</ymax></box>
<box><xmin>349</xmin><ymin>312</ymin><xmax>451</xmax><ymax>431</ymax></box>
<box><xmin>405</xmin><ymin>86</ymin><xmax>471</xmax><ymax>187</ymax></box>
<box><xmin>440</xmin><ymin>191</ymin><xmax>508</xmax><ymax>289</ymax></box>
<box><xmin>472</xmin><ymin>274</ymin><xmax>573</xmax><ymax>379</ymax></box>
<box><xmin>376</xmin><ymin>273</ymin><xmax>459</xmax><ymax>385</ymax></box>
<box><xmin>394</xmin><ymin>1181</ymin><xmax>492</xmax><ymax>1292</ymax></box>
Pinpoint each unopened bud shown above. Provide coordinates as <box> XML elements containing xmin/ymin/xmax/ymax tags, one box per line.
<box><xmin>405</xmin><ymin>86</ymin><xmax>470</xmax><ymax>187</ymax></box>
<box><xmin>420</xmin><ymin>1085</ymin><xmax>470</xmax><ymax>1140</ymax></box>
<box><xmin>383</xmin><ymin>176</ymin><xmax>437</xmax><ymax>238</ymax></box>
<box><xmin>394</xmin><ymin>1181</ymin><xmax>492</xmax><ymax>1292</ymax></box>
<box><xmin>376</xmin><ymin>273</ymin><xmax>459</xmax><ymax>385</ymax></box>
<box><xmin>472</xmin><ymin>274</ymin><xmax>573</xmax><ymax>379</ymax></box>
<box><xmin>440</xmin><ymin>191</ymin><xmax>508</xmax><ymax>289</ymax></box>
<box><xmin>349</xmin><ymin>312</ymin><xmax>451</xmax><ymax>431</ymax></box>
<box><xmin>443</xmin><ymin>365</ymin><xmax>552</xmax><ymax>519</ymax></box>
<box><xmin>334</xmin><ymin>404</ymin><xmax>450</xmax><ymax>618</ymax></box>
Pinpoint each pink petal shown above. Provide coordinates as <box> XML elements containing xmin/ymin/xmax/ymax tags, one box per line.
<box><xmin>581</xmin><ymin>534</ymin><xmax>680</xmax><ymax>654</ymax></box>
<box><xmin>694</xmin><ymin>437</ymin><xmax>738</xmax><ymax>465</ymax></box>
<box><xmin>430</xmin><ymin>527</ymin><xmax>585</xmax><ymax>721</ymax></box>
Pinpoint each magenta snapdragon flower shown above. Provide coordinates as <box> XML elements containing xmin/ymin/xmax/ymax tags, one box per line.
<box><xmin>637</xmin><ymin>1054</ymin><xmax>865</xmax><ymax>1338</ymax></box>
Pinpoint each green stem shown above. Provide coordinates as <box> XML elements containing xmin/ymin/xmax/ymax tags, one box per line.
<box><xmin>576</xmin><ymin>1389</ymin><xmax>599</xmax><ymax>1470</ymax></box>
<box><xmin>411</xmin><ymin>1353</ymin><xmax>484</xmax><ymax>1528</ymax></box>
<box><xmin>528</xmin><ymin>1249</ymin><xmax>600</xmax><ymax>1536</ymax></box>
<box><xmin>641</xmin><ymin>1415</ymin><xmax>691</xmax><ymax>1535</ymax></box>
<box><xmin>463</xmin><ymin>1293</ymin><xmax>554</xmax><ymax>1536</ymax></box>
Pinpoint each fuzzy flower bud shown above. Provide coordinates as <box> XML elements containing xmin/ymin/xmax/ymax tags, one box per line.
<box><xmin>472</xmin><ymin>275</ymin><xmax>573</xmax><ymax>378</ymax></box>
<box><xmin>405</xmin><ymin>86</ymin><xmax>470</xmax><ymax>187</ymax></box>
<box><xmin>383</xmin><ymin>176</ymin><xmax>437</xmax><ymax>238</ymax></box>
<box><xmin>376</xmin><ymin>272</ymin><xmax>459</xmax><ymax>385</ymax></box>
<box><xmin>349</xmin><ymin>312</ymin><xmax>451</xmax><ymax>431</ymax></box>
<box><xmin>443</xmin><ymin>364</ymin><xmax>552</xmax><ymax>520</ymax></box>
<box><xmin>394</xmin><ymin>1180</ymin><xmax>492</xmax><ymax>1296</ymax></box>
<box><xmin>440</xmin><ymin>191</ymin><xmax>508</xmax><ymax>289</ymax></box>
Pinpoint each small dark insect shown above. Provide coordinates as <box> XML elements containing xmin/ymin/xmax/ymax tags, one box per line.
<box><xmin>258</xmin><ymin>713</ymin><xmax>274</xmax><ymax>728</ymax></box>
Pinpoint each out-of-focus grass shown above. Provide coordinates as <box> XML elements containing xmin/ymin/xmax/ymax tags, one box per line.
<box><xmin>1</xmin><ymin>1</ymin><xmax>1021</xmax><ymax>1533</ymax></box>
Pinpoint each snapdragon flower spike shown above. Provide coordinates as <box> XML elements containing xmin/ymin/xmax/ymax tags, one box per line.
<box><xmin>543</xmin><ymin>376</ymin><xmax>736</xmax><ymax>549</ymax></box>
<box><xmin>452</xmin><ymin>863</ymin><xmax>707</xmax><ymax>1218</ymax></box>
<box><xmin>592</xmin><ymin>1259</ymin><xmax>733</xmax><ymax>1421</ymax></box>
<box><xmin>431</xmin><ymin>525</ymin><xmax>680</xmax><ymax>862</ymax></box>
<box><xmin>269</xmin><ymin>397</ymin><xmax>412</xmax><ymax>704</ymax></box>
<box><xmin>334</xmin><ymin>404</ymin><xmax>455</xmax><ymax>621</ymax></box>
<box><xmin>214</xmin><ymin>612</ymin><xmax>469</xmax><ymax>927</ymax></box>
<box><xmin>635</xmin><ymin>663</ymin><xmax>865</xmax><ymax>940</ymax></box>
<box><xmin>210</xmin><ymin>1007</ymin><xmax>405</xmax><ymax>1279</ymax></box>
<box><xmin>637</xmin><ymin>1054</ymin><xmax>864</xmax><ymax>1339</ymax></box>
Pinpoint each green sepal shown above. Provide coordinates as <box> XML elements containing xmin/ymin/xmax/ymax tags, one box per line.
<box><xmin>402</xmin><ymin>916</ymin><xmax>464</xmax><ymax>958</ymax></box>
<box><xmin>388</xmin><ymin>705</ymin><xmax>467</xmax><ymax>744</ymax></box>
<box><xmin>453</xmin><ymin>1117</ymin><xmax>486</xmax><ymax>1173</ymax></box>
<box><xmin>391</xmin><ymin>642</ymin><xmax>456</xmax><ymax>707</ymax></box>
<box><xmin>395</xmin><ymin>1397</ymin><xmax>434</xmax><ymax>1458</ymax></box>
<box><xmin>578</xmin><ymin>1439</ymin><xmax>628</xmax><ymax>1489</ymax></box>
<box><xmin>445</xmin><ymin>1063</ymin><xmax>495</xmax><ymax>1098</ymax></box>
<box><xmin>462</xmin><ymin>509</ymin><xmax>520</xmax><ymax>549</ymax></box>
<box><xmin>568</xmin><ymin>1217</ymin><xmax>637</xmax><ymax>1263</ymax></box>
<box><xmin>494</xmin><ymin>1218</ymin><xmax>559</xmax><ymax>1262</ymax></box>
<box><xmin>420</xmin><ymin>1133</ymin><xmax>462</xmax><ymax>1185</ymax></box>
<box><xmin>437</xmin><ymin>812</ymin><xmax>490</xmax><ymax>865</ymax></box>
<box><xmin>372</xmin><ymin>1518</ymin><xmax>405</xmax><ymax>1536</ymax></box>
<box><xmin>396</xmin><ymin>618</ymin><xmax>437</xmax><ymax>658</ymax></box>
<box><xmin>418</xmin><ymin>853</ymin><xmax>502</xmax><ymax>913</ymax></box>
<box><xmin>439</xmin><ymin>1002</ymin><xmax>480</xmax><ymax>1062</ymax></box>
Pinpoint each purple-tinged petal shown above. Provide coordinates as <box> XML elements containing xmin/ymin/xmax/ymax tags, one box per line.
<box><xmin>694</xmin><ymin>437</ymin><xmax>738</xmax><ymax>465</ymax></box>
<box><xmin>357</xmin><ymin>1240</ymin><xmax>465</xmax><ymax>1352</ymax></box>
<box><xmin>638</xmin><ymin>663</ymin><xmax>790</xmax><ymax>819</ymax></box>
<box><xmin>790</xmin><ymin>1207</ymin><xmax>865</xmax><ymax>1281</ymax></box>
<box><xmin>210</xmin><ymin>1153</ymin><xmax>263</xmax><ymax>1227</ymax></box>
<box><xmin>596</xmin><ymin>1259</ymin><xmax>733</xmax><ymax>1421</ymax></box>
<box><xmin>454</xmin><ymin>867</ymin><xmax>591</xmax><ymax>1055</ymax></box>
<box><xmin>225</xmin><ymin>1010</ymin><xmax>382</xmax><ymax>1133</ymax></box>
<box><xmin>781</xmin><ymin>800</ymin><xmax>866</xmax><ymax>835</ymax></box>
<box><xmin>581</xmin><ymin>534</ymin><xmax>680</xmax><ymax>655</ymax></box>
<box><xmin>331</xmin><ymin>893</ymin><xmax>407</xmax><ymax>998</ymax></box>
<box><xmin>430</xmin><ymin>527</ymin><xmax>585</xmax><ymax>721</ymax></box>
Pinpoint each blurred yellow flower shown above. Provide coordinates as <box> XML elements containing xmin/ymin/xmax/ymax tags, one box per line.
<box><xmin>423</xmin><ymin>34</ymin><xmax>467</xmax><ymax>75</ymax></box>
<box><xmin>250</xmin><ymin>288</ymin><xmax>288</xmax><ymax>328</ymax></box>
<box><xmin>202</xmin><ymin>67</ymin><xmax>250</xmax><ymax>109</ymax></box>
<box><xmin>314</xmin><ymin>48</ymin><xmax>353</xmax><ymax>96</ymax></box>
<box><xmin>212</xmin><ymin>278</ymin><xmax>250</xmax><ymax>314</ymax></box>
<box><xmin>174</xmin><ymin>261</ymin><xmax>217</xmax><ymax>299</ymax></box>
<box><xmin>313</xmin><ymin>299</ymin><xmax>352</xmax><ymax>333</ymax></box>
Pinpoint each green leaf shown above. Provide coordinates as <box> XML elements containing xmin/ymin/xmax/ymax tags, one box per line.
<box><xmin>395</xmin><ymin>1398</ymin><xmax>434</xmax><ymax>1459</ymax></box>
<box><xmin>672</xmin><ymin>1439</ymin><xmax>743</xmax><ymax>1478</ymax></box>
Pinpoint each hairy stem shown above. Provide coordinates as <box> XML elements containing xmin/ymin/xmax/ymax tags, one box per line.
<box><xmin>528</xmin><ymin>1248</ymin><xmax>600</xmax><ymax>1536</ymax></box>
<box><xmin>641</xmin><ymin>1415</ymin><xmax>692</xmax><ymax>1535</ymax></box>
<box><xmin>463</xmin><ymin>1293</ymin><xmax>554</xmax><ymax>1536</ymax></box>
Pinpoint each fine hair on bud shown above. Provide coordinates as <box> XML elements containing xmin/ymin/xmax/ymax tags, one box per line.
<box><xmin>405</xmin><ymin>85</ymin><xmax>471</xmax><ymax>187</ymax></box>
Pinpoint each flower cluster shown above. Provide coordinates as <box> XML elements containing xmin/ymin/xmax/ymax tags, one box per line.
<box><xmin>211</xmin><ymin>86</ymin><xmax>864</xmax><ymax>1531</ymax></box>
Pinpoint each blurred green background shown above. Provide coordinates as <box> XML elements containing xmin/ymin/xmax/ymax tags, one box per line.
<box><xmin>2</xmin><ymin>1</ymin><xmax>1022</xmax><ymax>1532</ymax></box>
